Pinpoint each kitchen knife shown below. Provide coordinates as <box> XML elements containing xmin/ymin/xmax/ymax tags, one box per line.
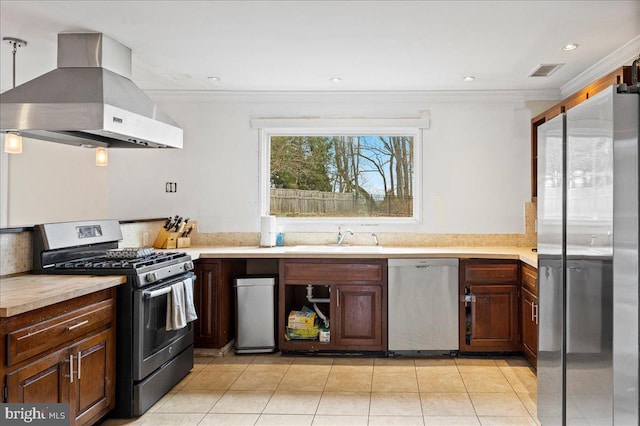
<box><xmin>164</xmin><ymin>217</ymin><xmax>172</xmax><ymax>230</ymax></box>
<box><xmin>167</xmin><ymin>215</ymin><xmax>178</xmax><ymax>231</ymax></box>
<box><xmin>174</xmin><ymin>217</ymin><xmax>183</xmax><ymax>232</ymax></box>
<box><xmin>182</xmin><ymin>226</ymin><xmax>193</xmax><ymax>238</ymax></box>
<box><xmin>178</xmin><ymin>217</ymin><xmax>189</xmax><ymax>233</ymax></box>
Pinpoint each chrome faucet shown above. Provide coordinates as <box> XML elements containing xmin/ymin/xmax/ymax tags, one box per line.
<box><xmin>337</xmin><ymin>226</ymin><xmax>354</xmax><ymax>245</ymax></box>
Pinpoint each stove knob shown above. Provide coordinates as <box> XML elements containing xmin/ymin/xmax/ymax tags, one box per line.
<box><xmin>184</xmin><ymin>261</ymin><xmax>194</xmax><ymax>271</ymax></box>
<box><xmin>146</xmin><ymin>272</ymin><xmax>158</xmax><ymax>283</ymax></box>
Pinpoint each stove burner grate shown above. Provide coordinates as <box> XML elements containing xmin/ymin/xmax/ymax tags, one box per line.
<box><xmin>55</xmin><ymin>251</ymin><xmax>188</xmax><ymax>271</ymax></box>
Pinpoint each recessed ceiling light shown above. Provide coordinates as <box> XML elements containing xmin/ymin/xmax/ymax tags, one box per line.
<box><xmin>562</xmin><ymin>43</ymin><xmax>579</xmax><ymax>51</ymax></box>
<box><xmin>208</xmin><ymin>76</ymin><xmax>221</xmax><ymax>82</ymax></box>
<box><xmin>330</xmin><ymin>77</ymin><xmax>342</xmax><ymax>83</ymax></box>
<box><xmin>463</xmin><ymin>76</ymin><xmax>475</xmax><ymax>82</ymax></box>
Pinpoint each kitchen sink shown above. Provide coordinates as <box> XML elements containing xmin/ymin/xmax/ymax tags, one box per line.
<box><xmin>284</xmin><ymin>245</ymin><xmax>384</xmax><ymax>253</ymax></box>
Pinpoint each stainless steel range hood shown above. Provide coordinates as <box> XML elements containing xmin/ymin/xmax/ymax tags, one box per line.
<box><xmin>0</xmin><ymin>32</ymin><xmax>183</xmax><ymax>149</ymax></box>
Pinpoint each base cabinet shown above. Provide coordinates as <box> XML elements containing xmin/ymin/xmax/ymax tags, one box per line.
<box><xmin>279</xmin><ymin>259</ymin><xmax>387</xmax><ymax>352</ymax></box>
<box><xmin>1</xmin><ymin>288</ymin><xmax>116</xmax><ymax>426</ymax></box>
<box><xmin>334</xmin><ymin>284</ymin><xmax>383</xmax><ymax>347</ymax></box>
<box><xmin>70</xmin><ymin>330</ymin><xmax>114</xmax><ymax>425</ymax></box>
<box><xmin>6</xmin><ymin>346</ymin><xmax>68</xmax><ymax>404</ymax></box>
<box><xmin>520</xmin><ymin>263</ymin><xmax>538</xmax><ymax>366</ymax></box>
<box><xmin>193</xmin><ymin>259</ymin><xmax>246</xmax><ymax>348</ymax></box>
<box><xmin>460</xmin><ymin>259</ymin><xmax>520</xmax><ymax>352</ymax></box>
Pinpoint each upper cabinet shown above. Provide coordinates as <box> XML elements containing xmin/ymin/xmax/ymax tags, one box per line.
<box><xmin>530</xmin><ymin>65</ymin><xmax>635</xmax><ymax>202</ymax></box>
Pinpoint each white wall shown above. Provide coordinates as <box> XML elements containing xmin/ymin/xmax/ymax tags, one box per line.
<box><xmin>106</xmin><ymin>92</ymin><xmax>537</xmax><ymax>234</ymax></box>
<box><xmin>2</xmin><ymin>91</ymin><xmax>544</xmax><ymax>232</ymax></box>
<box><xmin>6</xmin><ymin>138</ymin><xmax>108</xmax><ymax>226</ymax></box>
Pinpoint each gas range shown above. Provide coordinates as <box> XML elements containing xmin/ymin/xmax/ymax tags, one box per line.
<box><xmin>50</xmin><ymin>251</ymin><xmax>193</xmax><ymax>287</ymax></box>
<box><xmin>31</xmin><ymin>219</ymin><xmax>196</xmax><ymax>417</ymax></box>
<box><xmin>33</xmin><ymin>220</ymin><xmax>193</xmax><ymax>287</ymax></box>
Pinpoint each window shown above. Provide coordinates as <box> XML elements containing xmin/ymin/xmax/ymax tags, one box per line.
<box><xmin>260</xmin><ymin>129</ymin><xmax>422</xmax><ymax>225</ymax></box>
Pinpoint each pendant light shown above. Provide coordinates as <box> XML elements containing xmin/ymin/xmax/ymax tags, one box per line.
<box><xmin>3</xmin><ymin>37</ymin><xmax>27</xmax><ymax>154</ymax></box>
<box><xmin>95</xmin><ymin>147</ymin><xmax>108</xmax><ymax>166</ymax></box>
<box><xmin>4</xmin><ymin>132</ymin><xmax>22</xmax><ymax>154</ymax></box>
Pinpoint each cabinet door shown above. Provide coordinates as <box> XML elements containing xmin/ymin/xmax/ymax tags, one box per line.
<box><xmin>69</xmin><ymin>328</ymin><xmax>115</xmax><ymax>425</ymax></box>
<box><xmin>194</xmin><ymin>260</ymin><xmax>221</xmax><ymax>347</ymax></box>
<box><xmin>464</xmin><ymin>284</ymin><xmax>519</xmax><ymax>351</ymax></box>
<box><xmin>521</xmin><ymin>288</ymin><xmax>538</xmax><ymax>366</ymax></box>
<box><xmin>334</xmin><ymin>285</ymin><xmax>383</xmax><ymax>348</ymax></box>
<box><xmin>5</xmin><ymin>347</ymin><xmax>69</xmax><ymax>404</ymax></box>
<box><xmin>194</xmin><ymin>259</ymin><xmax>245</xmax><ymax>348</ymax></box>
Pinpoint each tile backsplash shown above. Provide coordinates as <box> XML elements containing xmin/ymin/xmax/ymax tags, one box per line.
<box><xmin>0</xmin><ymin>202</ymin><xmax>537</xmax><ymax>276</ymax></box>
<box><xmin>0</xmin><ymin>232</ymin><xmax>32</xmax><ymax>276</ymax></box>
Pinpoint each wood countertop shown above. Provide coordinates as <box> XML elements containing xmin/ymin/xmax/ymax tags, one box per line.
<box><xmin>0</xmin><ymin>274</ymin><xmax>126</xmax><ymax>317</ymax></box>
<box><xmin>174</xmin><ymin>245</ymin><xmax>538</xmax><ymax>267</ymax></box>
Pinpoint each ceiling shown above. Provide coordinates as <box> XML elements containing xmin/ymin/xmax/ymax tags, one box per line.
<box><xmin>0</xmin><ymin>1</ymin><xmax>639</xmax><ymax>94</ymax></box>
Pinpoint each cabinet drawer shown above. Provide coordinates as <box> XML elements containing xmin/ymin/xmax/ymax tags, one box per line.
<box><xmin>521</xmin><ymin>263</ymin><xmax>538</xmax><ymax>294</ymax></box>
<box><xmin>462</xmin><ymin>260</ymin><xmax>519</xmax><ymax>284</ymax></box>
<box><xmin>282</xmin><ymin>260</ymin><xmax>384</xmax><ymax>283</ymax></box>
<box><xmin>6</xmin><ymin>298</ymin><xmax>114</xmax><ymax>366</ymax></box>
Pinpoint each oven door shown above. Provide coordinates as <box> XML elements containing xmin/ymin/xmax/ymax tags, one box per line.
<box><xmin>132</xmin><ymin>272</ymin><xmax>195</xmax><ymax>381</ymax></box>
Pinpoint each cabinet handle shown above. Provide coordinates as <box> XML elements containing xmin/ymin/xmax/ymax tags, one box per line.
<box><xmin>66</xmin><ymin>320</ymin><xmax>89</xmax><ymax>331</ymax></box>
<box><xmin>77</xmin><ymin>351</ymin><xmax>81</xmax><ymax>380</ymax></box>
<box><xmin>337</xmin><ymin>289</ymin><xmax>340</xmax><ymax>307</ymax></box>
<box><xmin>67</xmin><ymin>354</ymin><xmax>74</xmax><ymax>383</ymax></box>
<box><xmin>531</xmin><ymin>301</ymin><xmax>535</xmax><ymax>322</ymax></box>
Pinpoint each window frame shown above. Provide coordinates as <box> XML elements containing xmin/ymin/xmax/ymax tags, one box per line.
<box><xmin>259</xmin><ymin>127</ymin><xmax>423</xmax><ymax>232</ymax></box>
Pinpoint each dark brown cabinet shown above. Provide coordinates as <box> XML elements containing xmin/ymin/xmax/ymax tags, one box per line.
<box><xmin>1</xmin><ymin>288</ymin><xmax>116</xmax><ymax>426</ymax></box>
<box><xmin>520</xmin><ymin>262</ymin><xmax>538</xmax><ymax>366</ymax></box>
<box><xmin>6</xmin><ymin>329</ymin><xmax>114</xmax><ymax>424</ymax></box>
<box><xmin>279</xmin><ymin>258</ymin><xmax>387</xmax><ymax>352</ymax></box>
<box><xmin>334</xmin><ymin>284</ymin><xmax>383</xmax><ymax>347</ymax></box>
<box><xmin>6</xmin><ymin>346</ymin><xmax>68</xmax><ymax>404</ymax></box>
<box><xmin>193</xmin><ymin>259</ymin><xmax>245</xmax><ymax>348</ymax></box>
<box><xmin>70</xmin><ymin>330</ymin><xmax>113</xmax><ymax>425</ymax></box>
<box><xmin>459</xmin><ymin>259</ymin><xmax>520</xmax><ymax>352</ymax></box>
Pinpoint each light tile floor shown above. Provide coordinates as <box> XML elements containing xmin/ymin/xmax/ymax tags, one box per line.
<box><xmin>99</xmin><ymin>354</ymin><xmax>540</xmax><ymax>426</ymax></box>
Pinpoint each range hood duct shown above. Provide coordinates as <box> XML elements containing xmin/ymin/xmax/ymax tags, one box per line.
<box><xmin>0</xmin><ymin>32</ymin><xmax>183</xmax><ymax>149</ymax></box>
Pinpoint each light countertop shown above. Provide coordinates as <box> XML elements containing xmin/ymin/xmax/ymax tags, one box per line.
<box><xmin>176</xmin><ymin>245</ymin><xmax>538</xmax><ymax>267</ymax></box>
<box><xmin>0</xmin><ymin>274</ymin><xmax>126</xmax><ymax>317</ymax></box>
<box><xmin>0</xmin><ymin>246</ymin><xmax>536</xmax><ymax>317</ymax></box>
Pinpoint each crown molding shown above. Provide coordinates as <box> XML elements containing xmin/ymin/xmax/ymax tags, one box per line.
<box><xmin>560</xmin><ymin>35</ymin><xmax>640</xmax><ymax>98</ymax></box>
<box><xmin>145</xmin><ymin>89</ymin><xmax>561</xmax><ymax>104</ymax></box>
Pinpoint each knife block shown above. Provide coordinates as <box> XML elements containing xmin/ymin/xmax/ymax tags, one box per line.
<box><xmin>177</xmin><ymin>237</ymin><xmax>191</xmax><ymax>248</ymax></box>
<box><xmin>153</xmin><ymin>228</ymin><xmax>181</xmax><ymax>249</ymax></box>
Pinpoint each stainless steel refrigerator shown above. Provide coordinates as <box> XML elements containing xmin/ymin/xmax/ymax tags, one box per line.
<box><xmin>537</xmin><ymin>84</ymin><xmax>639</xmax><ymax>425</ymax></box>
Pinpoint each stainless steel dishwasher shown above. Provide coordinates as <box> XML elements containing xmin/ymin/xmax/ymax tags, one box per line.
<box><xmin>388</xmin><ymin>258</ymin><xmax>459</xmax><ymax>355</ymax></box>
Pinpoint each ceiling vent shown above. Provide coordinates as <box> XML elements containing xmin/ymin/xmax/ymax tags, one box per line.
<box><xmin>529</xmin><ymin>63</ymin><xmax>564</xmax><ymax>77</ymax></box>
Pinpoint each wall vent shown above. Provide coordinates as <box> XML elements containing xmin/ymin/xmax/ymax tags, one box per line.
<box><xmin>529</xmin><ymin>63</ymin><xmax>564</xmax><ymax>77</ymax></box>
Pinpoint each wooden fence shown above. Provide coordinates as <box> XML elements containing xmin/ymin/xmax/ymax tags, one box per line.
<box><xmin>270</xmin><ymin>188</ymin><xmax>412</xmax><ymax>217</ymax></box>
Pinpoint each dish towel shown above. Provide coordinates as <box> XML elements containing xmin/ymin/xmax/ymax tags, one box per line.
<box><xmin>166</xmin><ymin>282</ymin><xmax>187</xmax><ymax>331</ymax></box>
<box><xmin>183</xmin><ymin>277</ymin><xmax>198</xmax><ymax>323</ymax></box>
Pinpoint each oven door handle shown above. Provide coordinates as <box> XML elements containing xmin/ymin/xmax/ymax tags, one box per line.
<box><xmin>144</xmin><ymin>287</ymin><xmax>173</xmax><ymax>299</ymax></box>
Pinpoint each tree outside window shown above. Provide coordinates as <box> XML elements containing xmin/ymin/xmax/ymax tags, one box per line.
<box><xmin>269</xmin><ymin>134</ymin><xmax>414</xmax><ymax>218</ymax></box>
